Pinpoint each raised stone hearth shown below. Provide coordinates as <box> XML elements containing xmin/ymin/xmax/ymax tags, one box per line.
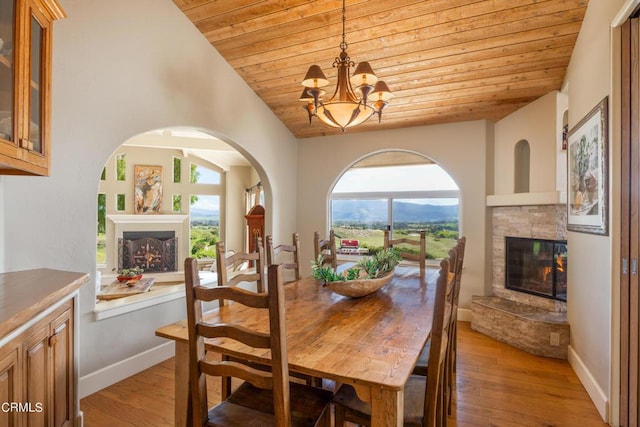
<box><xmin>472</xmin><ymin>296</ymin><xmax>569</xmax><ymax>359</ymax></box>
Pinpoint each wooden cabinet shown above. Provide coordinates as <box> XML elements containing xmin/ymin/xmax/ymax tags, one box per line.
<box><xmin>0</xmin><ymin>344</ymin><xmax>21</xmax><ymax>427</ymax></box>
<box><xmin>0</xmin><ymin>0</ymin><xmax>65</xmax><ymax>175</ymax></box>
<box><xmin>11</xmin><ymin>302</ymin><xmax>73</xmax><ymax>427</ymax></box>
<box><xmin>0</xmin><ymin>269</ymin><xmax>86</xmax><ymax>427</ymax></box>
<box><xmin>245</xmin><ymin>204</ymin><xmax>265</xmax><ymax>253</ymax></box>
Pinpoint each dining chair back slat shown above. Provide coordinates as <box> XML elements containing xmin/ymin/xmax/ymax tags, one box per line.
<box><xmin>314</xmin><ymin>230</ymin><xmax>337</xmax><ymax>270</ymax></box>
<box><xmin>384</xmin><ymin>229</ymin><xmax>426</xmax><ymax>272</ymax></box>
<box><xmin>266</xmin><ymin>233</ymin><xmax>302</xmax><ymax>282</ymax></box>
<box><xmin>215</xmin><ymin>240</ymin><xmax>265</xmax><ymax>303</ymax></box>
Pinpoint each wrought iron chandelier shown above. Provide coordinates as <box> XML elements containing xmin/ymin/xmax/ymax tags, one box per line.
<box><xmin>299</xmin><ymin>0</ymin><xmax>393</xmax><ymax>132</ymax></box>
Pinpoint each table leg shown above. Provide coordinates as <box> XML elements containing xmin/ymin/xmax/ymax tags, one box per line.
<box><xmin>174</xmin><ymin>341</ymin><xmax>191</xmax><ymax>427</ymax></box>
<box><xmin>370</xmin><ymin>387</ymin><xmax>403</xmax><ymax>427</ymax></box>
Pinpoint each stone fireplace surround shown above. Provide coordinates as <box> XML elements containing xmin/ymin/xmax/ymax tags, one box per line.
<box><xmin>471</xmin><ymin>204</ymin><xmax>570</xmax><ymax>359</ymax></box>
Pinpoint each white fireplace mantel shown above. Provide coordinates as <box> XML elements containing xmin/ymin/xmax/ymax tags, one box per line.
<box><xmin>486</xmin><ymin>191</ymin><xmax>567</xmax><ymax>207</ymax></box>
<box><xmin>106</xmin><ymin>214</ymin><xmax>189</xmax><ymax>224</ymax></box>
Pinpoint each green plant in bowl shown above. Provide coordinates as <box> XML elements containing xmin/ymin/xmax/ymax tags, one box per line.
<box><xmin>311</xmin><ymin>249</ymin><xmax>400</xmax><ymax>298</ymax></box>
<box><xmin>113</xmin><ymin>267</ymin><xmax>144</xmax><ymax>281</ymax></box>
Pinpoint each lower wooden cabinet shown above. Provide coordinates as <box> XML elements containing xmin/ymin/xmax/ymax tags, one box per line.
<box><xmin>0</xmin><ymin>345</ymin><xmax>21</xmax><ymax>427</ymax></box>
<box><xmin>2</xmin><ymin>300</ymin><xmax>74</xmax><ymax>427</ymax></box>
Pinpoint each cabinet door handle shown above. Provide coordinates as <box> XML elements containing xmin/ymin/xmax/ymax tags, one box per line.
<box><xmin>632</xmin><ymin>258</ymin><xmax>638</xmax><ymax>276</ymax></box>
<box><xmin>48</xmin><ymin>334</ymin><xmax>59</xmax><ymax>346</ymax></box>
<box><xmin>623</xmin><ymin>258</ymin><xmax>629</xmax><ymax>275</ymax></box>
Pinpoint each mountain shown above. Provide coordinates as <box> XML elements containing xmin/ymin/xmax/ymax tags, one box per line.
<box><xmin>189</xmin><ymin>207</ymin><xmax>220</xmax><ymax>221</ymax></box>
<box><xmin>332</xmin><ymin>199</ymin><xmax>458</xmax><ymax>223</ymax></box>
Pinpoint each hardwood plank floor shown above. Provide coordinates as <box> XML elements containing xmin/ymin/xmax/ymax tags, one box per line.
<box><xmin>81</xmin><ymin>322</ymin><xmax>607</xmax><ymax>426</ymax></box>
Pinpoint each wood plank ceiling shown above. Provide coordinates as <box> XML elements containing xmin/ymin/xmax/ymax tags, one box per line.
<box><xmin>172</xmin><ymin>0</ymin><xmax>588</xmax><ymax>139</ymax></box>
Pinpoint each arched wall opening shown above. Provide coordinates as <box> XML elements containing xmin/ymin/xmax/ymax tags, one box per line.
<box><xmin>94</xmin><ymin>126</ymin><xmax>270</xmax><ymax>310</ymax></box>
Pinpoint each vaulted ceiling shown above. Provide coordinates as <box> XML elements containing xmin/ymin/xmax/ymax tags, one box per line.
<box><xmin>172</xmin><ymin>0</ymin><xmax>588</xmax><ymax>139</ymax></box>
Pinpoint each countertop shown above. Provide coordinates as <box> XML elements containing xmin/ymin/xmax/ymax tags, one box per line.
<box><xmin>0</xmin><ymin>268</ymin><xmax>89</xmax><ymax>339</ymax></box>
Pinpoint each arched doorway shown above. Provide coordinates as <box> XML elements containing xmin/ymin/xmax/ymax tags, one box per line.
<box><xmin>95</xmin><ymin>127</ymin><xmax>265</xmax><ymax>299</ymax></box>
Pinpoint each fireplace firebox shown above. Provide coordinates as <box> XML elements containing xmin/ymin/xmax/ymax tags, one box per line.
<box><xmin>118</xmin><ymin>231</ymin><xmax>178</xmax><ymax>272</ymax></box>
<box><xmin>505</xmin><ymin>237</ymin><xmax>567</xmax><ymax>301</ymax></box>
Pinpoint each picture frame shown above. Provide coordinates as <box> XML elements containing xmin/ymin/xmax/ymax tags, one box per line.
<box><xmin>567</xmin><ymin>97</ymin><xmax>608</xmax><ymax>235</ymax></box>
<box><xmin>134</xmin><ymin>165</ymin><xmax>163</xmax><ymax>214</ymax></box>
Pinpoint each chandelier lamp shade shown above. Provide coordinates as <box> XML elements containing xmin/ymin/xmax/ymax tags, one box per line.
<box><xmin>300</xmin><ymin>1</ymin><xmax>393</xmax><ymax>132</ymax></box>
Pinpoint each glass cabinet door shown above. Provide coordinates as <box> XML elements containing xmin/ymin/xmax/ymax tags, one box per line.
<box><xmin>0</xmin><ymin>0</ymin><xmax>16</xmax><ymax>145</ymax></box>
<box><xmin>27</xmin><ymin>5</ymin><xmax>46</xmax><ymax>155</ymax></box>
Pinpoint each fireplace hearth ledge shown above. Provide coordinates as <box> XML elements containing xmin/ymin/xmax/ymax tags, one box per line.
<box><xmin>471</xmin><ymin>296</ymin><xmax>569</xmax><ymax>359</ymax></box>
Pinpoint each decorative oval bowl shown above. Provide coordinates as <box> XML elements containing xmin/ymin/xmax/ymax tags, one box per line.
<box><xmin>326</xmin><ymin>269</ymin><xmax>395</xmax><ymax>298</ymax></box>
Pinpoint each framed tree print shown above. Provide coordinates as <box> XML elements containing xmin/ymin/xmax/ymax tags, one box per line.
<box><xmin>567</xmin><ymin>97</ymin><xmax>608</xmax><ymax>235</ymax></box>
<box><xmin>134</xmin><ymin>165</ymin><xmax>163</xmax><ymax>214</ymax></box>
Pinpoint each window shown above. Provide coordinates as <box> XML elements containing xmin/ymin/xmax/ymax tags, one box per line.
<box><xmin>116</xmin><ymin>194</ymin><xmax>125</xmax><ymax>211</ymax></box>
<box><xmin>330</xmin><ymin>159</ymin><xmax>459</xmax><ymax>259</ymax></box>
<box><xmin>173</xmin><ymin>157</ymin><xmax>181</xmax><ymax>183</ymax></box>
<box><xmin>97</xmin><ymin>193</ymin><xmax>106</xmax><ymax>265</ymax></box>
<box><xmin>190</xmin><ymin>194</ymin><xmax>220</xmax><ymax>259</ymax></box>
<box><xmin>191</xmin><ymin>163</ymin><xmax>220</xmax><ymax>184</ymax></box>
<box><xmin>173</xmin><ymin>194</ymin><xmax>182</xmax><ymax>212</ymax></box>
<box><xmin>116</xmin><ymin>154</ymin><xmax>126</xmax><ymax>181</ymax></box>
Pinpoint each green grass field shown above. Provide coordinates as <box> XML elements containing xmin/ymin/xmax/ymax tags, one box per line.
<box><xmin>332</xmin><ymin>227</ymin><xmax>456</xmax><ymax>259</ymax></box>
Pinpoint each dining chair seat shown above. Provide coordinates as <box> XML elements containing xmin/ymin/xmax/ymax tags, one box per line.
<box><xmin>208</xmin><ymin>381</ymin><xmax>332</xmax><ymax>426</ymax></box>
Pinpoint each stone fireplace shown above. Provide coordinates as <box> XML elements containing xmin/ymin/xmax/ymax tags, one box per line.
<box><xmin>471</xmin><ymin>202</ymin><xmax>570</xmax><ymax>359</ymax></box>
<box><xmin>491</xmin><ymin>204</ymin><xmax>567</xmax><ymax>311</ymax></box>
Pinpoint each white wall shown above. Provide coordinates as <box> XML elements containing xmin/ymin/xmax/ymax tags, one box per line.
<box><xmin>297</xmin><ymin>120</ymin><xmax>494</xmax><ymax>312</ymax></box>
<box><xmin>564</xmin><ymin>0</ymin><xmax>626</xmax><ymax>421</ymax></box>
<box><xmin>0</xmin><ymin>0</ymin><xmax>297</xmax><ymax>380</ymax></box>
<box><xmin>494</xmin><ymin>91</ymin><xmax>568</xmax><ymax>195</ymax></box>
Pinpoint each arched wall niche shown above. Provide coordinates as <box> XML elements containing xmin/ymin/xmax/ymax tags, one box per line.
<box><xmin>514</xmin><ymin>139</ymin><xmax>531</xmax><ymax>193</ymax></box>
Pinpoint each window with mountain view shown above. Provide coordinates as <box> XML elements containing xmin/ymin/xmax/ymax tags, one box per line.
<box><xmin>330</xmin><ymin>156</ymin><xmax>459</xmax><ymax>260</ymax></box>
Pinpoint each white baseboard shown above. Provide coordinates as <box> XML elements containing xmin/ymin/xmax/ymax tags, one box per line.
<box><xmin>567</xmin><ymin>345</ymin><xmax>609</xmax><ymax>423</ymax></box>
<box><xmin>458</xmin><ymin>307</ymin><xmax>472</xmax><ymax>322</ymax></box>
<box><xmin>79</xmin><ymin>341</ymin><xmax>175</xmax><ymax>399</ymax></box>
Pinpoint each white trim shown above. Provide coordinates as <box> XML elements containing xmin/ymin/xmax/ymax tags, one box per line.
<box><xmin>78</xmin><ymin>341</ymin><xmax>175</xmax><ymax>399</ymax></box>
<box><xmin>93</xmin><ymin>284</ymin><xmax>186</xmax><ymax>320</ymax></box>
<box><xmin>486</xmin><ymin>191</ymin><xmax>567</xmax><ymax>207</ymax></box>
<box><xmin>457</xmin><ymin>307</ymin><xmax>472</xmax><ymax>323</ymax></box>
<box><xmin>106</xmin><ymin>214</ymin><xmax>188</xmax><ymax>224</ymax></box>
<box><xmin>568</xmin><ymin>345</ymin><xmax>609</xmax><ymax>423</ymax></box>
<box><xmin>613</xmin><ymin>0</ymin><xmax>640</xmax><ymax>27</ymax></box>
<box><xmin>331</xmin><ymin>190</ymin><xmax>460</xmax><ymax>200</ymax></box>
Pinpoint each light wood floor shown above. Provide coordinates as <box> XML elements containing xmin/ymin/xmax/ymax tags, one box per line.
<box><xmin>80</xmin><ymin>322</ymin><xmax>608</xmax><ymax>426</ymax></box>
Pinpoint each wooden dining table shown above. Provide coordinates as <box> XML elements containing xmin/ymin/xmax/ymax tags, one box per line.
<box><xmin>155</xmin><ymin>265</ymin><xmax>437</xmax><ymax>427</ymax></box>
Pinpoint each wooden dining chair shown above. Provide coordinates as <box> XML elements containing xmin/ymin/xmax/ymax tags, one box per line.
<box><xmin>184</xmin><ymin>258</ymin><xmax>333</xmax><ymax>427</ymax></box>
<box><xmin>384</xmin><ymin>229</ymin><xmax>427</xmax><ymax>272</ymax></box>
<box><xmin>412</xmin><ymin>238</ymin><xmax>465</xmax><ymax>417</ymax></box>
<box><xmin>332</xmin><ymin>258</ymin><xmax>454</xmax><ymax>427</ymax></box>
<box><xmin>313</xmin><ymin>230</ymin><xmax>337</xmax><ymax>270</ymax></box>
<box><xmin>266</xmin><ymin>233</ymin><xmax>301</xmax><ymax>283</ymax></box>
<box><xmin>215</xmin><ymin>240</ymin><xmax>265</xmax><ymax>300</ymax></box>
<box><xmin>445</xmin><ymin>236</ymin><xmax>466</xmax><ymax>413</ymax></box>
